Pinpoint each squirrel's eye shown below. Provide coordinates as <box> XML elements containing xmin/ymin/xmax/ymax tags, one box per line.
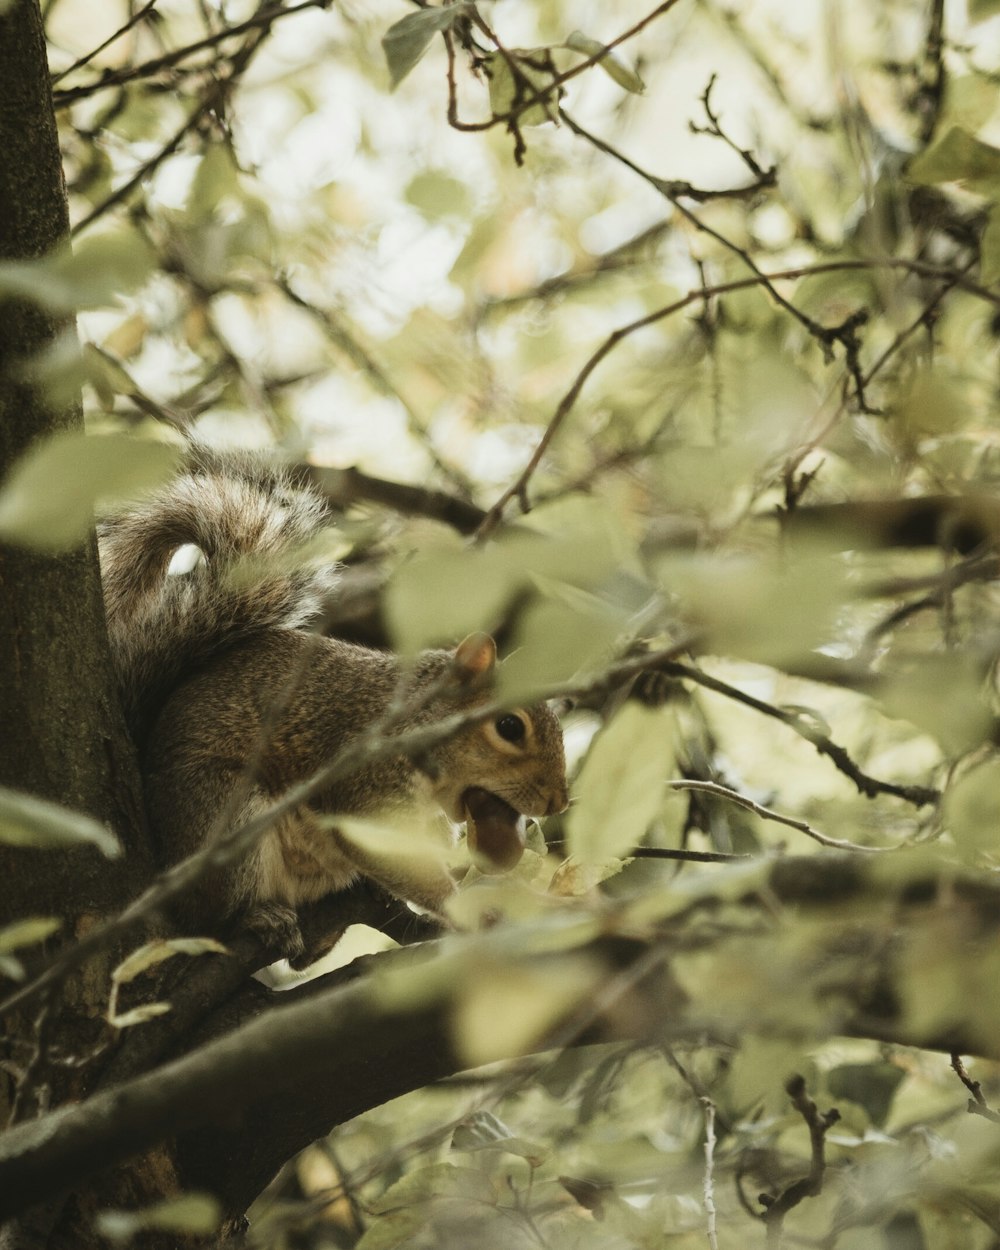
<box><xmin>495</xmin><ymin>713</ymin><xmax>526</xmax><ymax>744</ymax></box>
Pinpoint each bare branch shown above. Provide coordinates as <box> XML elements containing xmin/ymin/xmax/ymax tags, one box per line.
<box><xmin>656</xmin><ymin>659</ymin><xmax>939</xmax><ymax>808</ymax></box>
<box><xmin>478</xmin><ymin>256</ymin><xmax>998</xmax><ymax>534</ymax></box>
<box><xmin>951</xmin><ymin>1053</ymin><xmax>1000</xmax><ymax>1125</ymax></box>
<box><xmin>759</xmin><ymin>1075</ymin><xmax>840</xmax><ymax>1246</ymax></box>
<box><xmin>444</xmin><ymin>1</ymin><xmax>685</xmax><ymax>140</ymax></box>
<box><xmin>667</xmin><ymin>779</ymin><xmax>905</xmax><ymax>854</ymax></box>
<box><xmin>701</xmin><ymin>1096</ymin><xmax>720</xmax><ymax>1250</ymax></box>
<box><xmin>915</xmin><ymin>0</ymin><xmax>947</xmax><ymax>147</ymax></box>
<box><xmin>49</xmin><ymin>0</ymin><xmax>161</xmax><ymax>88</ymax></box>
<box><xmin>71</xmin><ymin>17</ymin><xmax>267</xmax><ymax>236</ymax></box>
<box><xmin>274</xmin><ymin>277</ymin><xmax>473</xmax><ymax>497</ymax></box>
<box><xmin>52</xmin><ymin>0</ymin><xmax>329</xmax><ymax>108</ymax></box>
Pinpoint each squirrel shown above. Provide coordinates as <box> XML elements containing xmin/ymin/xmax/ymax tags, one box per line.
<box><xmin>98</xmin><ymin>447</ymin><xmax>568</xmax><ymax>962</ymax></box>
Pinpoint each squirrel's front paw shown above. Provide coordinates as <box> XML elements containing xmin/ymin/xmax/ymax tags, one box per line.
<box><xmin>243</xmin><ymin>901</ymin><xmax>305</xmax><ymax>962</ymax></box>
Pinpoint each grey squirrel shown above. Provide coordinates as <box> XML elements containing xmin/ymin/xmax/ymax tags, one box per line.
<box><xmin>98</xmin><ymin>448</ymin><xmax>568</xmax><ymax>960</ymax></box>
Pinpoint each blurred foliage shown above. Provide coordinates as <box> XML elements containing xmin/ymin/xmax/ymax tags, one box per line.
<box><xmin>8</xmin><ymin>0</ymin><xmax>1000</xmax><ymax>1244</ymax></box>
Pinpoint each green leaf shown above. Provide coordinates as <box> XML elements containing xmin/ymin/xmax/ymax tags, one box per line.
<box><xmin>405</xmin><ymin>170</ymin><xmax>471</xmax><ymax>221</ymax></box>
<box><xmin>101</xmin><ymin>313</ymin><xmax>149</xmax><ymax>362</ymax></box>
<box><xmin>109</xmin><ymin>1003</ymin><xmax>173</xmax><ymax>1030</ymax></box>
<box><xmin>108</xmin><ymin>937</ymin><xmax>229</xmax><ymax>1028</ymax></box>
<box><xmin>0</xmin><ymin>955</ymin><xmax>25</xmax><ymax>980</ymax></box>
<box><xmin>893</xmin><ymin>367</ymin><xmax>966</xmax><ymax>439</ymax></box>
<box><xmin>187</xmin><ymin>144</ymin><xmax>240</xmax><ymax>220</ymax></box>
<box><xmin>497</xmin><ymin>595</ymin><xmax>623</xmax><ymax>702</ymax></box>
<box><xmin>549</xmin><ymin>855</ymin><xmax>628</xmax><ymax>897</ymax></box>
<box><xmin>484</xmin><ymin>51</ymin><xmax>557</xmax><ymax>126</ymax></box>
<box><xmin>826</xmin><ymin>1062</ymin><xmax>905</xmax><ymax>1128</ymax></box>
<box><xmin>724</xmin><ymin>1036</ymin><xmax>810</xmax><ymax>1114</ymax></box>
<box><xmin>0</xmin><ymin>227</ymin><xmax>155</xmax><ymax>314</ymax></box>
<box><xmin>566</xmin><ymin>703</ymin><xmax>676</xmax><ymax>864</ymax></box>
<box><xmin>0</xmin><ymin>431</ymin><xmax>181</xmax><ymax>551</ymax></box>
<box><xmin>112</xmin><ymin>938</ymin><xmax>229</xmax><ymax>987</ymax></box>
<box><xmin>382</xmin><ymin>5</ymin><xmax>473</xmax><ymax>89</ymax></box>
<box><xmin>451</xmin><ymin>1110</ymin><xmax>514</xmax><ymax>1151</ymax></box>
<box><xmin>20</xmin><ymin>330</ymin><xmax>89</xmax><ymax>410</ymax></box>
<box><xmin>368</xmin><ymin>1162</ymin><xmax>498</xmax><ymax>1215</ymax></box>
<box><xmin>334</xmin><ymin>814</ymin><xmax>453</xmax><ymax>897</ymax></box>
<box><xmin>0</xmin><ymin>787</ymin><xmax>121</xmax><ymax>858</ymax></box>
<box><xmin>452</xmin><ymin>955</ymin><xmax>599</xmax><ymax>1066</ymax></box>
<box><xmin>84</xmin><ymin>344</ymin><xmax>143</xmax><ymax>410</ymax></box>
<box><xmin>355</xmin><ymin>1210</ymin><xmax>425</xmax><ymax>1250</ymax></box>
<box><xmin>908</xmin><ymin>126</ymin><xmax>1000</xmax><ymax>194</ymax></box>
<box><xmin>0</xmin><ymin>917</ymin><xmax>61</xmax><ymax>956</ymax></box>
<box><xmin>565</xmin><ymin>31</ymin><xmax>645</xmax><ymax>94</ymax></box>
<box><xmin>386</xmin><ymin>523</ymin><xmax>619</xmax><ymax>654</ymax></box>
<box><xmin>969</xmin><ymin>0</ymin><xmax>1000</xmax><ymax>22</ymax></box>
<box><xmin>660</xmin><ymin>550</ymin><xmax>846</xmax><ymax>668</ymax></box>
<box><xmin>897</xmin><ymin>909</ymin><xmax>1000</xmax><ymax>1049</ymax></box>
<box><xmin>95</xmin><ymin>1194</ymin><xmax>221</xmax><ymax>1242</ymax></box>
<box><xmin>983</xmin><ymin>207</ymin><xmax>1000</xmax><ymax>286</ymax></box>
<box><xmin>451</xmin><ymin>1110</ymin><xmax>548</xmax><ymax>1164</ymax></box>
<box><xmin>880</xmin><ymin>653</ymin><xmax>991</xmax><ymax>755</ymax></box>
<box><xmin>939</xmin><ymin>74</ymin><xmax>1000</xmax><ymax>132</ymax></box>
<box><xmin>944</xmin><ymin>761</ymin><xmax>1000</xmax><ymax>857</ymax></box>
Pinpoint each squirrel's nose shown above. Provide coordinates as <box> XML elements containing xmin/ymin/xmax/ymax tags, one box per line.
<box><xmin>546</xmin><ymin>785</ymin><xmax>569</xmax><ymax>816</ymax></box>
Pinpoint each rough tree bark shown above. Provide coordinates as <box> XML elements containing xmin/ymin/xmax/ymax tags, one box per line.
<box><xmin>0</xmin><ymin>0</ymin><xmax>146</xmax><ymax>918</ymax></box>
<box><xmin>0</xmin><ymin>2</ymin><xmax>153</xmax><ymax>1244</ymax></box>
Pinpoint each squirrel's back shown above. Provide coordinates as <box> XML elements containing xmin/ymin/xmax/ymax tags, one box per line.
<box><xmin>98</xmin><ymin>448</ymin><xmax>338</xmax><ymax>741</ymax></box>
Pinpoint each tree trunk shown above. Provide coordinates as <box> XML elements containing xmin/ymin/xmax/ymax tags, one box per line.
<box><xmin>0</xmin><ymin>3</ymin><xmax>152</xmax><ymax>1237</ymax></box>
<box><xmin>0</xmin><ymin>0</ymin><xmax>147</xmax><ymax>923</ymax></box>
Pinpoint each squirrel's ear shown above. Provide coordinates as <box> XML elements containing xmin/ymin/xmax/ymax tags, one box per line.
<box><xmin>453</xmin><ymin>632</ymin><xmax>497</xmax><ymax>684</ymax></box>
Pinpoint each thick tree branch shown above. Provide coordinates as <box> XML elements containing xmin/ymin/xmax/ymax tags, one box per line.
<box><xmin>0</xmin><ymin>936</ymin><xmax>667</xmax><ymax>1222</ymax></box>
<box><xmin>4</xmin><ymin>854</ymin><xmax>1000</xmax><ymax>1224</ymax></box>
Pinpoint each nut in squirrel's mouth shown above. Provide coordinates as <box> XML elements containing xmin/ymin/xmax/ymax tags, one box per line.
<box><xmin>462</xmin><ymin>786</ymin><xmax>527</xmax><ymax>874</ymax></box>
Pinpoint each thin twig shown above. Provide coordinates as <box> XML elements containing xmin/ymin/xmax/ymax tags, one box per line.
<box><xmin>560</xmin><ymin>109</ymin><xmax>825</xmax><ymax>342</ymax></box>
<box><xmin>917</xmin><ymin>0</ymin><xmax>947</xmax><ymax>147</ymax></box>
<box><xmin>861</xmin><ymin>258</ymin><xmax>972</xmax><ymax>385</ymax></box>
<box><xmin>7</xmin><ymin>994</ymin><xmax>54</xmax><ymax>1126</ymax></box>
<box><xmin>689</xmin><ymin>73</ymin><xmax>775</xmax><ymax>184</ymax></box>
<box><xmin>274</xmin><ymin>276</ymin><xmax>473</xmax><ymax>497</ymax></box>
<box><xmin>479</xmin><ymin>219</ymin><xmax>673</xmax><ymax>315</ymax></box>
<box><xmin>71</xmin><ymin>17</ymin><xmax>267</xmax><ymax>237</ymax></box>
<box><xmin>695</xmin><ymin>0</ymin><xmax>829</xmax><ymax>133</ymax></box>
<box><xmin>701</xmin><ymin>1096</ymin><xmax>720</xmax><ymax>1250</ymax></box>
<box><xmin>668</xmin><ymin>779</ymin><xmax>902</xmax><ymax>854</ymax></box>
<box><xmin>477</xmin><ymin>255</ymin><xmax>998</xmax><ymax>534</ymax></box>
<box><xmin>445</xmin><ymin>1</ymin><xmax>685</xmax><ymax>137</ymax></box>
<box><xmin>629</xmin><ymin>846</ymin><xmax>753</xmax><ymax>864</ymax></box>
<box><xmin>52</xmin><ymin>0</ymin><xmax>328</xmax><ymax>107</ymax></box>
<box><xmin>657</xmin><ymin>659</ymin><xmax>939</xmax><ymax>808</ymax></box>
<box><xmin>785</xmin><ymin>256</ymin><xmax>978</xmax><ymax>478</ymax></box>
<box><xmin>759</xmin><ymin>1075</ymin><xmax>840</xmax><ymax>1248</ymax></box>
<box><xmin>50</xmin><ymin>0</ymin><xmax>161</xmax><ymax>86</ymax></box>
<box><xmin>951</xmin><ymin>1053</ymin><xmax>1000</xmax><ymax>1124</ymax></box>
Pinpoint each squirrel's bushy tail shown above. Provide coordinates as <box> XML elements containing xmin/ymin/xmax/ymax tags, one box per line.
<box><xmin>99</xmin><ymin>448</ymin><xmax>338</xmax><ymax>742</ymax></box>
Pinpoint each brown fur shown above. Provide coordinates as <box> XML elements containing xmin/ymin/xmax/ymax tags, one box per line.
<box><xmin>101</xmin><ymin>453</ymin><xmax>568</xmax><ymax>950</ymax></box>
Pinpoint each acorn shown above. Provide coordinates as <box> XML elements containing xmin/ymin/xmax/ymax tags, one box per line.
<box><xmin>463</xmin><ymin>786</ymin><xmax>527</xmax><ymax>873</ymax></box>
